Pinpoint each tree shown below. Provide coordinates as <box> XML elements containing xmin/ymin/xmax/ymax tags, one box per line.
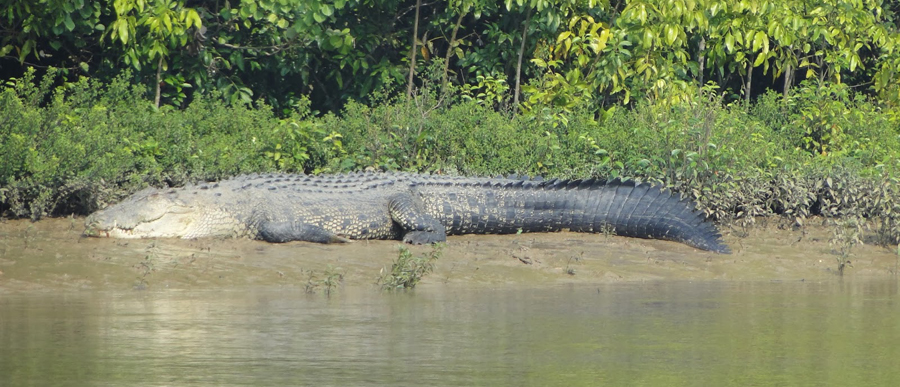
<box><xmin>524</xmin><ymin>0</ymin><xmax>900</xmax><ymax>112</ymax></box>
<box><xmin>1</xmin><ymin>0</ymin><xmax>104</xmax><ymax>75</ymax></box>
<box><xmin>105</xmin><ymin>0</ymin><xmax>201</xmax><ymax>107</ymax></box>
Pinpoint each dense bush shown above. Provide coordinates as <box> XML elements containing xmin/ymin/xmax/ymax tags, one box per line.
<box><xmin>5</xmin><ymin>0</ymin><xmax>899</xmax><ymax>112</ymax></box>
<box><xmin>0</xmin><ymin>69</ymin><xmax>331</xmax><ymax>219</ymax></box>
<box><xmin>1</xmin><ymin>70</ymin><xmax>898</xmax><ymax>244</ymax></box>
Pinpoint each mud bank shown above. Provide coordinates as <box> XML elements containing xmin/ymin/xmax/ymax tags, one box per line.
<box><xmin>1</xmin><ymin>217</ymin><xmax>897</xmax><ymax>292</ymax></box>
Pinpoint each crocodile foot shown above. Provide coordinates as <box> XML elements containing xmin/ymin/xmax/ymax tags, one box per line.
<box><xmin>402</xmin><ymin>231</ymin><xmax>447</xmax><ymax>245</ymax></box>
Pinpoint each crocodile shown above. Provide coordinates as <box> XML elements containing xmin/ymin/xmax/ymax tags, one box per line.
<box><xmin>84</xmin><ymin>172</ymin><xmax>730</xmax><ymax>253</ymax></box>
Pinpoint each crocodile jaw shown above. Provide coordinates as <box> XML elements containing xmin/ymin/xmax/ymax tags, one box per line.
<box><xmin>86</xmin><ymin>211</ymin><xmax>198</xmax><ymax>239</ymax></box>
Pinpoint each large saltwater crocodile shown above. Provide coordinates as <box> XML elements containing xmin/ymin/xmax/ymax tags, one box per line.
<box><xmin>84</xmin><ymin>172</ymin><xmax>730</xmax><ymax>253</ymax></box>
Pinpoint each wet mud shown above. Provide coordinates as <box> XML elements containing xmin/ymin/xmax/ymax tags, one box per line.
<box><xmin>1</xmin><ymin>217</ymin><xmax>898</xmax><ymax>292</ymax></box>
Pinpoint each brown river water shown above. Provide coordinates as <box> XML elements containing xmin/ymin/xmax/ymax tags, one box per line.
<box><xmin>1</xmin><ymin>217</ymin><xmax>899</xmax><ymax>385</ymax></box>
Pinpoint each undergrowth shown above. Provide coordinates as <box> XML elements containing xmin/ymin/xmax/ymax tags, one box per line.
<box><xmin>378</xmin><ymin>245</ymin><xmax>442</xmax><ymax>290</ymax></box>
<box><xmin>1</xmin><ymin>69</ymin><xmax>899</xmax><ymax>246</ymax></box>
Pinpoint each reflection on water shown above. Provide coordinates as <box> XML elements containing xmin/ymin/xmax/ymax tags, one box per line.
<box><xmin>2</xmin><ymin>281</ymin><xmax>899</xmax><ymax>386</ymax></box>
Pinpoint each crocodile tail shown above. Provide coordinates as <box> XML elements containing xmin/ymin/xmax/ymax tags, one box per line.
<box><xmin>566</xmin><ymin>179</ymin><xmax>730</xmax><ymax>253</ymax></box>
<box><xmin>423</xmin><ymin>176</ymin><xmax>730</xmax><ymax>253</ymax></box>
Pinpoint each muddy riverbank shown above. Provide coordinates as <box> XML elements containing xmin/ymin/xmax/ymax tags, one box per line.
<box><xmin>1</xmin><ymin>217</ymin><xmax>897</xmax><ymax>292</ymax></box>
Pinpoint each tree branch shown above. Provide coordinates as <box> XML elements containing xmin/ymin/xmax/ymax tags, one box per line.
<box><xmin>214</xmin><ymin>41</ymin><xmax>295</xmax><ymax>56</ymax></box>
<box><xmin>395</xmin><ymin>1</ymin><xmax>440</xmax><ymax>21</ymax></box>
<box><xmin>0</xmin><ymin>56</ymin><xmax>82</xmax><ymax>70</ymax></box>
<box><xmin>442</xmin><ymin>12</ymin><xmax>466</xmax><ymax>94</ymax></box>
<box><xmin>513</xmin><ymin>9</ymin><xmax>533</xmax><ymax>107</ymax></box>
<box><xmin>407</xmin><ymin>0</ymin><xmax>422</xmax><ymax>99</ymax></box>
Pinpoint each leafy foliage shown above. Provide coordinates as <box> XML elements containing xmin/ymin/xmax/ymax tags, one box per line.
<box><xmin>2</xmin><ymin>65</ymin><xmax>899</xmax><ymax>248</ymax></box>
<box><xmin>0</xmin><ymin>68</ymin><xmax>336</xmax><ymax>219</ymax></box>
<box><xmin>3</xmin><ymin>0</ymin><xmax>899</xmax><ymax>112</ymax></box>
<box><xmin>378</xmin><ymin>245</ymin><xmax>441</xmax><ymax>290</ymax></box>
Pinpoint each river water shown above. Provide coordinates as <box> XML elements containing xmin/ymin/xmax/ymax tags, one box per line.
<box><xmin>2</xmin><ymin>280</ymin><xmax>899</xmax><ymax>386</ymax></box>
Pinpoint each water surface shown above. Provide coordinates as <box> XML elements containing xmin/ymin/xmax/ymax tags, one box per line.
<box><xmin>2</xmin><ymin>280</ymin><xmax>899</xmax><ymax>386</ymax></box>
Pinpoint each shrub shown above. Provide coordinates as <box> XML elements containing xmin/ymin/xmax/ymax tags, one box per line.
<box><xmin>1</xmin><ymin>68</ymin><xmax>898</xmax><ymax>248</ymax></box>
<box><xmin>378</xmin><ymin>245</ymin><xmax>442</xmax><ymax>291</ymax></box>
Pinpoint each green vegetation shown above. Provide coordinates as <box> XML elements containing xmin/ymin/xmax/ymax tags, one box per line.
<box><xmin>379</xmin><ymin>245</ymin><xmax>442</xmax><ymax>290</ymax></box>
<box><xmin>1</xmin><ymin>67</ymin><xmax>899</xmax><ymax>245</ymax></box>
<box><xmin>304</xmin><ymin>266</ymin><xmax>345</xmax><ymax>295</ymax></box>
<box><xmin>1</xmin><ymin>1</ymin><xmax>900</xmax><ymax>248</ymax></box>
<box><xmin>3</xmin><ymin>0</ymin><xmax>900</xmax><ymax>111</ymax></box>
<box><xmin>830</xmin><ymin>216</ymin><xmax>862</xmax><ymax>275</ymax></box>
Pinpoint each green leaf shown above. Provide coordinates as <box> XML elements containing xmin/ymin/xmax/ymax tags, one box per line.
<box><xmin>19</xmin><ymin>39</ymin><xmax>34</xmax><ymax>62</ymax></box>
<box><xmin>665</xmin><ymin>25</ymin><xmax>677</xmax><ymax>46</ymax></box>
<box><xmin>64</xmin><ymin>14</ymin><xmax>75</xmax><ymax>31</ymax></box>
<box><xmin>313</xmin><ymin>12</ymin><xmax>326</xmax><ymax>23</ymax></box>
<box><xmin>163</xmin><ymin>13</ymin><xmax>173</xmax><ymax>32</ymax></box>
<box><xmin>328</xmin><ymin>35</ymin><xmax>342</xmax><ymax>48</ymax></box>
<box><xmin>751</xmin><ymin>31</ymin><xmax>762</xmax><ymax>52</ymax></box>
<box><xmin>755</xmin><ymin>31</ymin><xmax>768</xmax><ymax>53</ymax></box>
<box><xmin>186</xmin><ymin>10</ymin><xmax>202</xmax><ymax>29</ymax></box>
<box><xmin>753</xmin><ymin>52</ymin><xmax>765</xmax><ymax>67</ymax></box>
<box><xmin>642</xmin><ymin>30</ymin><xmax>653</xmax><ymax>49</ymax></box>
<box><xmin>117</xmin><ymin>20</ymin><xmax>129</xmax><ymax>44</ymax></box>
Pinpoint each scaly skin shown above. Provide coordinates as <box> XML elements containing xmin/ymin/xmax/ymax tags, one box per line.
<box><xmin>84</xmin><ymin>172</ymin><xmax>730</xmax><ymax>253</ymax></box>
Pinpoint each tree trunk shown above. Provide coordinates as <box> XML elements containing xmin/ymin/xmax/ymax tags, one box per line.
<box><xmin>817</xmin><ymin>55</ymin><xmax>825</xmax><ymax>86</ymax></box>
<box><xmin>697</xmin><ymin>36</ymin><xmax>706</xmax><ymax>92</ymax></box>
<box><xmin>155</xmin><ymin>56</ymin><xmax>163</xmax><ymax>108</ymax></box>
<box><xmin>783</xmin><ymin>63</ymin><xmax>793</xmax><ymax>98</ymax></box>
<box><xmin>745</xmin><ymin>61</ymin><xmax>752</xmax><ymax>105</ymax></box>
<box><xmin>513</xmin><ymin>9</ymin><xmax>532</xmax><ymax>107</ymax></box>
<box><xmin>442</xmin><ymin>12</ymin><xmax>466</xmax><ymax>95</ymax></box>
<box><xmin>407</xmin><ymin>0</ymin><xmax>422</xmax><ymax>99</ymax></box>
<box><xmin>783</xmin><ymin>45</ymin><xmax>794</xmax><ymax>98</ymax></box>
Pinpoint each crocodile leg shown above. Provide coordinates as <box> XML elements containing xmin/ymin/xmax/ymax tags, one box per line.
<box><xmin>388</xmin><ymin>193</ymin><xmax>447</xmax><ymax>244</ymax></box>
<box><xmin>258</xmin><ymin>221</ymin><xmax>352</xmax><ymax>243</ymax></box>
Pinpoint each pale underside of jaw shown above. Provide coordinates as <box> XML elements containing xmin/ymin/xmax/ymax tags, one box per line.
<box><xmin>100</xmin><ymin>228</ymin><xmax>144</xmax><ymax>238</ymax></box>
<box><xmin>92</xmin><ymin>223</ymin><xmax>191</xmax><ymax>239</ymax></box>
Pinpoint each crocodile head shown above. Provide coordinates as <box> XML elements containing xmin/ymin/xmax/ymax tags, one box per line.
<box><xmin>84</xmin><ymin>187</ymin><xmax>199</xmax><ymax>239</ymax></box>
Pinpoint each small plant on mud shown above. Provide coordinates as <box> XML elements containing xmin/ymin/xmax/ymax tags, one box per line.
<box><xmin>22</xmin><ymin>223</ymin><xmax>35</xmax><ymax>250</ymax></box>
<box><xmin>870</xmin><ymin>174</ymin><xmax>900</xmax><ymax>247</ymax></box>
<box><xmin>133</xmin><ymin>276</ymin><xmax>149</xmax><ymax>290</ymax></box>
<box><xmin>378</xmin><ymin>244</ymin><xmax>442</xmax><ymax>290</ymax></box>
<box><xmin>304</xmin><ymin>266</ymin><xmax>344</xmax><ymax>296</ymax></box>
<box><xmin>830</xmin><ymin>216</ymin><xmax>863</xmax><ymax>276</ymax></box>
<box><xmin>131</xmin><ymin>242</ymin><xmax>160</xmax><ymax>289</ymax></box>
<box><xmin>599</xmin><ymin>224</ymin><xmax>616</xmax><ymax>239</ymax></box>
<box><xmin>565</xmin><ymin>252</ymin><xmax>583</xmax><ymax>276</ymax></box>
